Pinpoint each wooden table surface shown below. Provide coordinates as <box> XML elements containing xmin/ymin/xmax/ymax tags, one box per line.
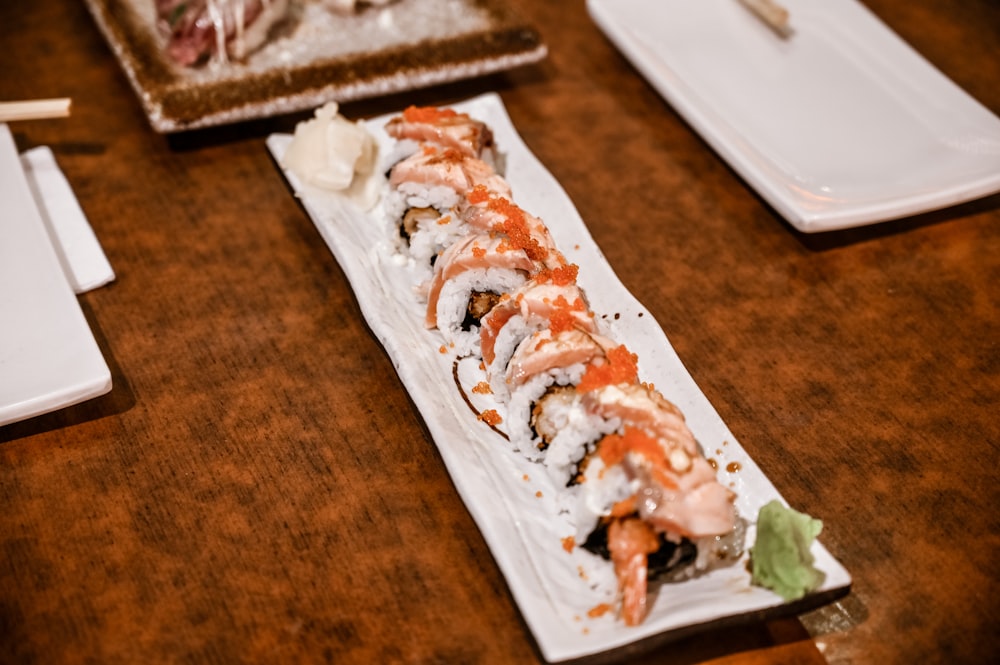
<box><xmin>2</xmin><ymin>1</ymin><xmax>997</xmax><ymax>663</ymax></box>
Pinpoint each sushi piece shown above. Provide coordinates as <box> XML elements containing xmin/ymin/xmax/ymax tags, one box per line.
<box><xmin>389</xmin><ymin>146</ymin><xmax>508</xmax><ymax>200</ymax></box>
<box><xmin>424</xmin><ymin>233</ymin><xmax>538</xmax><ymax>357</ymax></box>
<box><xmin>156</xmin><ymin>0</ymin><xmax>291</xmax><ymax>67</ymax></box>
<box><xmin>503</xmin><ymin>328</ymin><xmax>619</xmax><ymax>460</ymax></box>
<box><xmin>385</xmin><ymin>146</ymin><xmax>512</xmax><ymax>270</ymax></box>
<box><xmin>386</xmin><ymin>106</ymin><xmax>500</xmax><ymax>167</ymax></box>
<box><xmin>479</xmin><ymin>275</ymin><xmax>597</xmax><ymax>391</ymax></box>
<box><xmin>527</xmin><ymin>344</ymin><xmax>641</xmax><ymax>483</ymax></box>
<box><xmin>568</xmin><ymin>387</ymin><xmax>742</xmax><ymax>626</ymax></box>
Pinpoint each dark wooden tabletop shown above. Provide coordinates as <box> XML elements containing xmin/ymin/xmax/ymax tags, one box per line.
<box><xmin>2</xmin><ymin>1</ymin><xmax>998</xmax><ymax>663</ymax></box>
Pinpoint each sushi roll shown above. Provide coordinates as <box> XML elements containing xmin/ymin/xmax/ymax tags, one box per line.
<box><xmin>355</xmin><ymin>103</ymin><xmax>748</xmax><ymax>627</ymax></box>
<box><xmin>507</xmin><ymin>341</ymin><xmax>743</xmax><ymax>625</ymax></box>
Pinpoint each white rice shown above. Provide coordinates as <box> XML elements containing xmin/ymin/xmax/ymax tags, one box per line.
<box><xmin>557</xmin><ymin>457</ymin><xmax>636</xmax><ymax>544</ymax></box>
<box><xmin>542</xmin><ymin>404</ymin><xmax>620</xmax><ymax>487</ymax></box>
<box><xmin>434</xmin><ymin>268</ymin><xmax>526</xmax><ymax>357</ymax></box>
<box><xmin>505</xmin><ymin>363</ymin><xmax>587</xmax><ymax>453</ymax></box>
<box><xmin>406</xmin><ymin>213</ymin><xmax>471</xmax><ymax>270</ymax></box>
<box><xmin>484</xmin><ymin>315</ymin><xmax>537</xmax><ymax>397</ymax></box>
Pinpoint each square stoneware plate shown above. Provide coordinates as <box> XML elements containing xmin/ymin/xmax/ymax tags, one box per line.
<box><xmin>266</xmin><ymin>93</ymin><xmax>851</xmax><ymax>662</ymax></box>
<box><xmin>83</xmin><ymin>0</ymin><xmax>546</xmax><ymax>132</ymax></box>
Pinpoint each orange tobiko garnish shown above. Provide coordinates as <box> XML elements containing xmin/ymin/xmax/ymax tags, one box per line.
<box><xmin>576</xmin><ymin>344</ymin><xmax>638</xmax><ymax>392</ymax></box>
<box><xmin>402</xmin><ymin>105</ymin><xmax>460</xmax><ymax>123</ymax></box>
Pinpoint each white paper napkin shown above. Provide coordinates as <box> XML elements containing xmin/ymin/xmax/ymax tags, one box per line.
<box><xmin>19</xmin><ymin>146</ymin><xmax>115</xmax><ymax>293</ymax></box>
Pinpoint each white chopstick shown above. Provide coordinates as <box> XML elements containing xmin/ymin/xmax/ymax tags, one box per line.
<box><xmin>0</xmin><ymin>98</ymin><xmax>72</xmax><ymax>123</ymax></box>
<box><xmin>738</xmin><ymin>0</ymin><xmax>791</xmax><ymax>36</ymax></box>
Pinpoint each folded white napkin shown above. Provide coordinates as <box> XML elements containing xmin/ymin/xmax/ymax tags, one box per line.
<box><xmin>19</xmin><ymin>146</ymin><xmax>115</xmax><ymax>294</ymax></box>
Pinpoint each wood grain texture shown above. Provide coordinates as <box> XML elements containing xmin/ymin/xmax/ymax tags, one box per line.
<box><xmin>1</xmin><ymin>1</ymin><xmax>997</xmax><ymax>663</ymax></box>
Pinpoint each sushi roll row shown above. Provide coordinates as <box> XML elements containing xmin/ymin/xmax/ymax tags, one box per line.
<box><xmin>382</xmin><ymin>105</ymin><xmax>743</xmax><ymax>625</ymax></box>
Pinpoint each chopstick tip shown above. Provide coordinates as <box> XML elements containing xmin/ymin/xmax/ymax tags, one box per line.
<box><xmin>739</xmin><ymin>0</ymin><xmax>792</xmax><ymax>38</ymax></box>
<box><xmin>0</xmin><ymin>97</ymin><xmax>73</xmax><ymax>123</ymax></box>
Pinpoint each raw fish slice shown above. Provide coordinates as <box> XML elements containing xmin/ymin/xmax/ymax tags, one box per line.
<box><xmin>156</xmin><ymin>0</ymin><xmax>290</xmax><ymax>66</ymax></box>
<box><xmin>386</xmin><ymin>106</ymin><xmax>497</xmax><ymax>162</ymax></box>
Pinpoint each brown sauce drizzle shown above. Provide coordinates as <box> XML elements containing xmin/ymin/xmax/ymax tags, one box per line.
<box><xmin>452</xmin><ymin>357</ymin><xmax>509</xmax><ymax>441</ymax></box>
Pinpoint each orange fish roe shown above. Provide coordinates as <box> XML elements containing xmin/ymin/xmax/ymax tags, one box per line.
<box><xmin>548</xmin><ymin>295</ymin><xmax>588</xmax><ymax>335</ymax></box>
<box><xmin>598</xmin><ymin>427</ymin><xmax>660</xmax><ymax>468</ymax></box>
<box><xmin>471</xmin><ymin>245</ymin><xmax>486</xmax><ymax>259</ymax></box>
<box><xmin>576</xmin><ymin>344</ymin><xmax>638</xmax><ymax>392</ymax></box>
<box><xmin>469</xmin><ymin>190</ymin><xmax>550</xmax><ymax>263</ymax></box>
<box><xmin>588</xmin><ymin>603</ymin><xmax>613</xmax><ymax>619</ymax></box>
<box><xmin>491</xmin><ymin>199</ymin><xmax>549</xmax><ymax>262</ymax></box>
<box><xmin>535</xmin><ymin>490</ymin><xmax>543</xmax><ymax>498</ymax></box>
<box><xmin>438</xmin><ymin>345</ymin><xmax>448</xmax><ymax>354</ymax></box>
<box><xmin>561</xmin><ymin>536</ymin><xmax>575</xmax><ymax>553</ymax></box>
<box><xmin>535</xmin><ymin>263</ymin><xmax>579</xmax><ymax>286</ymax></box>
<box><xmin>436</xmin><ymin>215</ymin><xmax>452</xmax><ymax>225</ymax></box>
<box><xmin>478</xmin><ymin>409</ymin><xmax>503</xmax><ymax>426</ymax></box>
<box><xmin>402</xmin><ymin>105</ymin><xmax>459</xmax><ymax>123</ymax></box>
<box><xmin>468</xmin><ymin>184</ymin><xmax>491</xmax><ymax>204</ymax></box>
<box><xmin>609</xmin><ymin>496</ymin><xmax>638</xmax><ymax>518</ymax></box>
<box><xmin>472</xmin><ymin>381</ymin><xmax>492</xmax><ymax>395</ymax></box>
<box><xmin>598</xmin><ymin>427</ymin><xmax>678</xmax><ymax>489</ymax></box>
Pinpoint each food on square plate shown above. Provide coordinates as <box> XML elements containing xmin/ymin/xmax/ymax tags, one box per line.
<box><xmin>156</xmin><ymin>0</ymin><xmax>292</xmax><ymax>66</ymax></box>
<box><xmin>155</xmin><ymin>0</ymin><xmax>397</xmax><ymax>67</ymax></box>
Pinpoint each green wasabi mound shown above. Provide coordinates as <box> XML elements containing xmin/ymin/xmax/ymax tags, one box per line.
<box><xmin>749</xmin><ymin>500</ymin><xmax>826</xmax><ymax>601</ymax></box>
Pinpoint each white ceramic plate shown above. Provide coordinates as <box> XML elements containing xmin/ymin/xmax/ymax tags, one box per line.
<box><xmin>267</xmin><ymin>93</ymin><xmax>851</xmax><ymax>662</ymax></box>
<box><xmin>0</xmin><ymin>125</ymin><xmax>112</xmax><ymax>428</ymax></box>
<box><xmin>588</xmin><ymin>0</ymin><xmax>1000</xmax><ymax>232</ymax></box>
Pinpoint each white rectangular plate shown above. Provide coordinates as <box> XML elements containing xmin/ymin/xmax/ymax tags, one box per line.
<box><xmin>0</xmin><ymin>125</ymin><xmax>112</xmax><ymax>428</ymax></box>
<box><xmin>267</xmin><ymin>93</ymin><xmax>850</xmax><ymax>662</ymax></box>
<box><xmin>588</xmin><ymin>0</ymin><xmax>1000</xmax><ymax>232</ymax></box>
